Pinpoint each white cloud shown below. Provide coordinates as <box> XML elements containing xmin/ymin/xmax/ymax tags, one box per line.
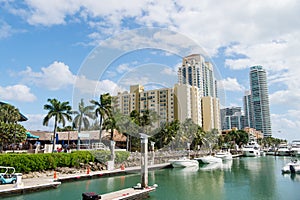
<box><xmin>20</xmin><ymin>114</ymin><xmax>50</xmax><ymax>131</ymax></box>
<box><xmin>0</xmin><ymin>20</ymin><xmax>13</xmax><ymax>39</ymax></box>
<box><xmin>116</xmin><ymin>64</ymin><xmax>131</xmax><ymax>74</ymax></box>
<box><xmin>218</xmin><ymin>78</ymin><xmax>244</xmax><ymax>92</ymax></box>
<box><xmin>19</xmin><ymin>61</ymin><xmax>75</xmax><ymax>90</ymax></box>
<box><xmin>161</xmin><ymin>67</ymin><xmax>177</xmax><ymax>76</ymax></box>
<box><xmin>0</xmin><ymin>84</ymin><xmax>36</xmax><ymax>102</ymax></box>
<box><xmin>271</xmin><ymin>111</ymin><xmax>300</xmax><ymax>142</ymax></box>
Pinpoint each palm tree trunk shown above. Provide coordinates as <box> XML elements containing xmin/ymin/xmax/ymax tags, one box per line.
<box><xmin>99</xmin><ymin>116</ymin><xmax>103</xmax><ymax>143</ymax></box>
<box><xmin>52</xmin><ymin>118</ymin><xmax>57</xmax><ymax>153</ymax></box>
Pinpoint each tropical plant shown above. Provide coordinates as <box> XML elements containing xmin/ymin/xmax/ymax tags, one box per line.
<box><xmin>72</xmin><ymin>99</ymin><xmax>95</xmax><ymax>149</ymax></box>
<box><xmin>0</xmin><ymin>103</ymin><xmax>21</xmax><ymax>123</ymax></box>
<box><xmin>114</xmin><ymin>111</ymin><xmax>139</xmax><ymax>151</ymax></box>
<box><xmin>90</xmin><ymin>93</ymin><xmax>112</xmax><ymax>142</ymax></box>
<box><xmin>0</xmin><ymin>122</ymin><xmax>27</xmax><ymax>151</ymax></box>
<box><xmin>43</xmin><ymin>98</ymin><xmax>72</xmax><ymax>152</ymax></box>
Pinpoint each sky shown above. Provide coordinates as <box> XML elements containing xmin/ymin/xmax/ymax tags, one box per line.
<box><xmin>0</xmin><ymin>0</ymin><xmax>299</xmax><ymax>142</ymax></box>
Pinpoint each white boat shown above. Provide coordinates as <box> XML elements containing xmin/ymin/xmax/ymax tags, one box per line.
<box><xmin>242</xmin><ymin>141</ymin><xmax>261</xmax><ymax>157</ymax></box>
<box><xmin>194</xmin><ymin>155</ymin><xmax>222</xmax><ymax>164</ymax></box>
<box><xmin>169</xmin><ymin>157</ymin><xmax>199</xmax><ymax>168</ymax></box>
<box><xmin>282</xmin><ymin>159</ymin><xmax>300</xmax><ymax>173</ymax></box>
<box><xmin>277</xmin><ymin>143</ymin><xmax>291</xmax><ymax>156</ymax></box>
<box><xmin>215</xmin><ymin>150</ymin><xmax>233</xmax><ymax>160</ymax></box>
<box><xmin>290</xmin><ymin>140</ymin><xmax>300</xmax><ymax>157</ymax></box>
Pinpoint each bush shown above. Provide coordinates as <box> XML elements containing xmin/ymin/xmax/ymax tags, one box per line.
<box><xmin>0</xmin><ymin>151</ymin><xmax>94</xmax><ymax>173</ymax></box>
<box><xmin>115</xmin><ymin>151</ymin><xmax>130</xmax><ymax>163</ymax></box>
<box><xmin>0</xmin><ymin>150</ymin><xmax>130</xmax><ymax>173</ymax></box>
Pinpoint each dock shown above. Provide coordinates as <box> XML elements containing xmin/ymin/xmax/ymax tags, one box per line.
<box><xmin>0</xmin><ymin>163</ymin><xmax>170</xmax><ymax>198</ymax></box>
<box><xmin>83</xmin><ymin>186</ymin><xmax>156</xmax><ymax>200</ymax></box>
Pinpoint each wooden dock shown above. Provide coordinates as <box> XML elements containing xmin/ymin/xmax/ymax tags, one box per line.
<box><xmin>91</xmin><ymin>186</ymin><xmax>156</xmax><ymax>200</ymax></box>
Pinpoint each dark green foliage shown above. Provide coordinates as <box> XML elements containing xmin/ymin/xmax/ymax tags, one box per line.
<box><xmin>0</xmin><ymin>151</ymin><xmax>94</xmax><ymax>173</ymax></box>
<box><xmin>0</xmin><ymin>150</ymin><xmax>129</xmax><ymax>173</ymax></box>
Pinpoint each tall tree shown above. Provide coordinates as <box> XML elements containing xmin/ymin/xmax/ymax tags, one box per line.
<box><xmin>72</xmin><ymin>99</ymin><xmax>95</xmax><ymax>150</ymax></box>
<box><xmin>90</xmin><ymin>93</ymin><xmax>112</xmax><ymax>143</ymax></box>
<box><xmin>43</xmin><ymin>98</ymin><xmax>72</xmax><ymax>152</ymax></box>
<box><xmin>0</xmin><ymin>103</ymin><xmax>21</xmax><ymax>124</ymax></box>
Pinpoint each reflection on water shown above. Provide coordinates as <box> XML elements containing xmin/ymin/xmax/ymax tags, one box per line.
<box><xmin>2</xmin><ymin>157</ymin><xmax>300</xmax><ymax>200</ymax></box>
<box><xmin>199</xmin><ymin>159</ymin><xmax>233</xmax><ymax>171</ymax></box>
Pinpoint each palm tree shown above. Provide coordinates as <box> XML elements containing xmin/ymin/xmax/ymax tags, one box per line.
<box><xmin>72</xmin><ymin>99</ymin><xmax>95</xmax><ymax>150</ymax></box>
<box><xmin>90</xmin><ymin>93</ymin><xmax>112</xmax><ymax>143</ymax></box>
<box><xmin>0</xmin><ymin>103</ymin><xmax>20</xmax><ymax>124</ymax></box>
<box><xmin>43</xmin><ymin>98</ymin><xmax>72</xmax><ymax>152</ymax></box>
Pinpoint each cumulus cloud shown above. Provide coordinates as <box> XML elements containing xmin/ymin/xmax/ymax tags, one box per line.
<box><xmin>218</xmin><ymin>77</ymin><xmax>244</xmax><ymax>92</ymax></box>
<box><xmin>0</xmin><ymin>84</ymin><xmax>36</xmax><ymax>102</ymax></box>
<box><xmin>19</xmin><ymin>61</ymin><xmax>75</xmax><ymax>90</ymax></box>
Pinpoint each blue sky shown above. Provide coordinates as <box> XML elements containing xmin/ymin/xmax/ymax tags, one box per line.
<box><xmin>1</xmin><ymin>0</ymin><xmax>299</xmax><ymax>142</ymax></box>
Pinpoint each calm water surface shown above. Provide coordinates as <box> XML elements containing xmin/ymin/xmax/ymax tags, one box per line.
<box><xmin>3</xmin><ymin>156</ymin><xmax>300</xmax><ymax>200</ymax></box>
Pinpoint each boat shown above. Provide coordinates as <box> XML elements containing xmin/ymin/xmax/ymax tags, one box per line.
<box><xmin>265</xmin><ymin>147</ymin><xmax>276</xmax><ymax>156</ymax></box>
<box><xmin>215</xmin><ymin>150</ymin><xmax>233</xmax><ymax>160</ymax></box>
<box><xmin>169</xmin><ymin>157</ymin><xmax>199</xmax><ymax>168</ymax></box>
<box><xmin>194</xmin><ymin>155</ymin><xmax>222</xmax><ymax>164</ymax></box>
<box><xmin>276</xmin><ymin>143</ymin><xmax>291</xmax><ymax>156</ymax></box>
<box><xmin>281</xmin><ymin>159</ymin><xmax>300</xmax><ymax>173</ymax></box>
<box><xmin>290</xmin><ymin>165</ymin><xmax>300</xmax><ymax>174</ymax></box>
<box><xmin>290</xmin><ymin>140</ymin><xmax>300</xmax><ymax>157</ymax></box>
<box><xmin>242</xmin><ymin>141</ymin><xmax>261</xmax><ymax>157</ymax></box>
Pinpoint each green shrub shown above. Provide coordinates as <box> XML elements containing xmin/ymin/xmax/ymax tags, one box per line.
<box><xmin>0</xmin><ymin>151</ymin><xmax>94</xmax><ymax>173</ymax></box>
<box><xmin>115</xmin><ymin>151</ymin><xmax>130</xmax><ymax>163</ymax></box>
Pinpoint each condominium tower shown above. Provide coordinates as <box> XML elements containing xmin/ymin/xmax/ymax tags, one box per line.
<box><xmin>249</xmin><ymin>66</ymin><xmax>272</xmax><ymax>137</ymax></box>
<box><xmin>178</xmin><ymin>54</ymin><xmax>220</xmax><ymax>132</ymax></box>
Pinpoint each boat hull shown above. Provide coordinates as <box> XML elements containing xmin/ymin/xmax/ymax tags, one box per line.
<box><xmin>195</xmin><ymin>156</ymin><xmax>222</xmax><ymax>164</ymax></box>
<box><xmin>169</xmin><ymin>159</ymin><xmax>199</xmax><ymax>168</ymax></box>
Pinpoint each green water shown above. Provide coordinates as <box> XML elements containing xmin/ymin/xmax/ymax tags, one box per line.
<box><xmin>3</xmin><ymin>156</ymin><xmax>300</xmax><ymax>200</ymax></box>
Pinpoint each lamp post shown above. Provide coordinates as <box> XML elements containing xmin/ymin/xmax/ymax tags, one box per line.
<box><xmin>140</xmin><ymin>133</ymin><xmax>149</xmax><ymax>188</ymax></box>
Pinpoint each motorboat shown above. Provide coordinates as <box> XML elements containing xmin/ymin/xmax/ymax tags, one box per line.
<box><xmin>277</xmin><ymin>143</ymin><xmax>291</xmax><ymax>156</ymax></box>
<box><xmin>281</xmin><ymin>159</ymin><xmax>300</xmax><ymax>173</ymax></box>
<box><xmin>266</xmin><ymin>147</ymin><xmax>276</xmax><ymax>156</ymax></box>
<box><xmin>194</xmin><ymin>155</ymin><xmax>222</xmax><ymax>164</ymax></box>
<box><xmin>169</xmin><ymin>157</ymin><xmax>199</xmax><ymax>168</ymax></box>
<box><xmin>290</xmin><ymin>140</ymin><xmax>300</xmax><ymax>157</ymax></box>
<box><xmin>242</xmin><ymin>141</ymin><xmax>261</xmax><ymax>157</ymax></box>
<box><xmin>215</xmin><ymin>150</ymin><xmax>233</xmax><ymax>160</ymax></box>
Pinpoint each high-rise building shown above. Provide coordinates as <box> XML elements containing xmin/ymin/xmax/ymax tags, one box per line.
<box><xmin>178</xmin><ymin>54</ymin><xmax>221</xmax><ymax>132</ymax></box>
<box><xmin>220</xmin><ymin>107</ymin><xmax>245</xmax><ymax>130</ymax></box>
<box><xmin>178</xmin><ymin>54</ymin><xmax>216</xmax><ymax>97</ymax></box>
<box><xmin>114</xmin><ymin>54</ymin><xmax>221</xmax><ymax>133</ymax></box>
<box><xmin>243</xmin><ymin>90</ymin><xmax>254</xmax><ymax>128</ymax></box>
<box><xmin>249</xmin><ymin>66</ymin><xmax>272</xmax><ymax>137</ymax></box>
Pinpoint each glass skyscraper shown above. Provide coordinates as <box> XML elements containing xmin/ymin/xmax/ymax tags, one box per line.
<box><xmin>249</xmin><ymin>66</ymin><xmax>272</xmax><ymax>137</ymax></box>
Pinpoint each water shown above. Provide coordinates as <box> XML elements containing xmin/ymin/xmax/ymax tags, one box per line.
<box><xmin>3</xmin><ymin>156</ymin><xmax>300</xmax><ymax>200</ymax></box>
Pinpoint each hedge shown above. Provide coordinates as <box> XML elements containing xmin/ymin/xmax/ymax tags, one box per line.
<box><xmin>0</xmin><ymin>150</ymin><xmax>130</xmax><ymax>173</ymax></box>
<box><xmin>0</xmin><ymin>151</ymin><xmax>94</xmax><ymax>173</ymax></box>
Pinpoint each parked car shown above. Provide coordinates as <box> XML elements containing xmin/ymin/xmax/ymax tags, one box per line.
<box><xmin>0</xmin><ymin>166</ymin><xmax>17</xmax><ymax>184</ymax></box>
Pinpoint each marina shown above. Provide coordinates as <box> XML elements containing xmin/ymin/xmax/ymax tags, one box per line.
<box><xmin>1</xmin><ymin>156</ymin><xmax>300</xmax><ymax>200</ymax></box>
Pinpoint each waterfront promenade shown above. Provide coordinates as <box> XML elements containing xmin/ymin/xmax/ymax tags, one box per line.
<box><xmin>0</xmin><ymin>163</ymin><xmax>170</xmax><ymax>198</ymax></box>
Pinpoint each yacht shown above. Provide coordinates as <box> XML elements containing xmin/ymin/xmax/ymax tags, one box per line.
<box><xmin>277</xmin><ymin>143</ymin><xmax>291</xmax><ymax>156</ymax></box>
<box><xmin>282</xmin><ymin>159</ymin><xmax>300</xmax><ymax>173</ymax></box>
<box><xmin>169</xmin><ymin>157</ymin><xmax>199</xmax><ymax>168</ymax></box>
<box><xmin>290</xmin><ymin>140</ymin><xmax>300</xmax><ymax>157</ymax></box>
<box><xmin>215</xmin><ymin>150</ymin><xmax>233</xmax><ymax>160</ymax></box>
<box><xmin>194</xmin><ymin>155</ymin><xmax>222</xmax><ymax>164</ymax></box>
<box><xmin>242</xmin><ymin>141</ymin><xmax>261</xmax><ymax>157</ymax></box>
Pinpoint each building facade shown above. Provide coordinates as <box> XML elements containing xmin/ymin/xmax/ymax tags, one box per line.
<box><xmin>243</xmin><ymin>90</ymin><xmax>254</xmax><ymax>128</ymax></box>
<box><xmin>249</xmin><ymin>66</ymin><xmax>272</xmax><ymax>137</ymax></box>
